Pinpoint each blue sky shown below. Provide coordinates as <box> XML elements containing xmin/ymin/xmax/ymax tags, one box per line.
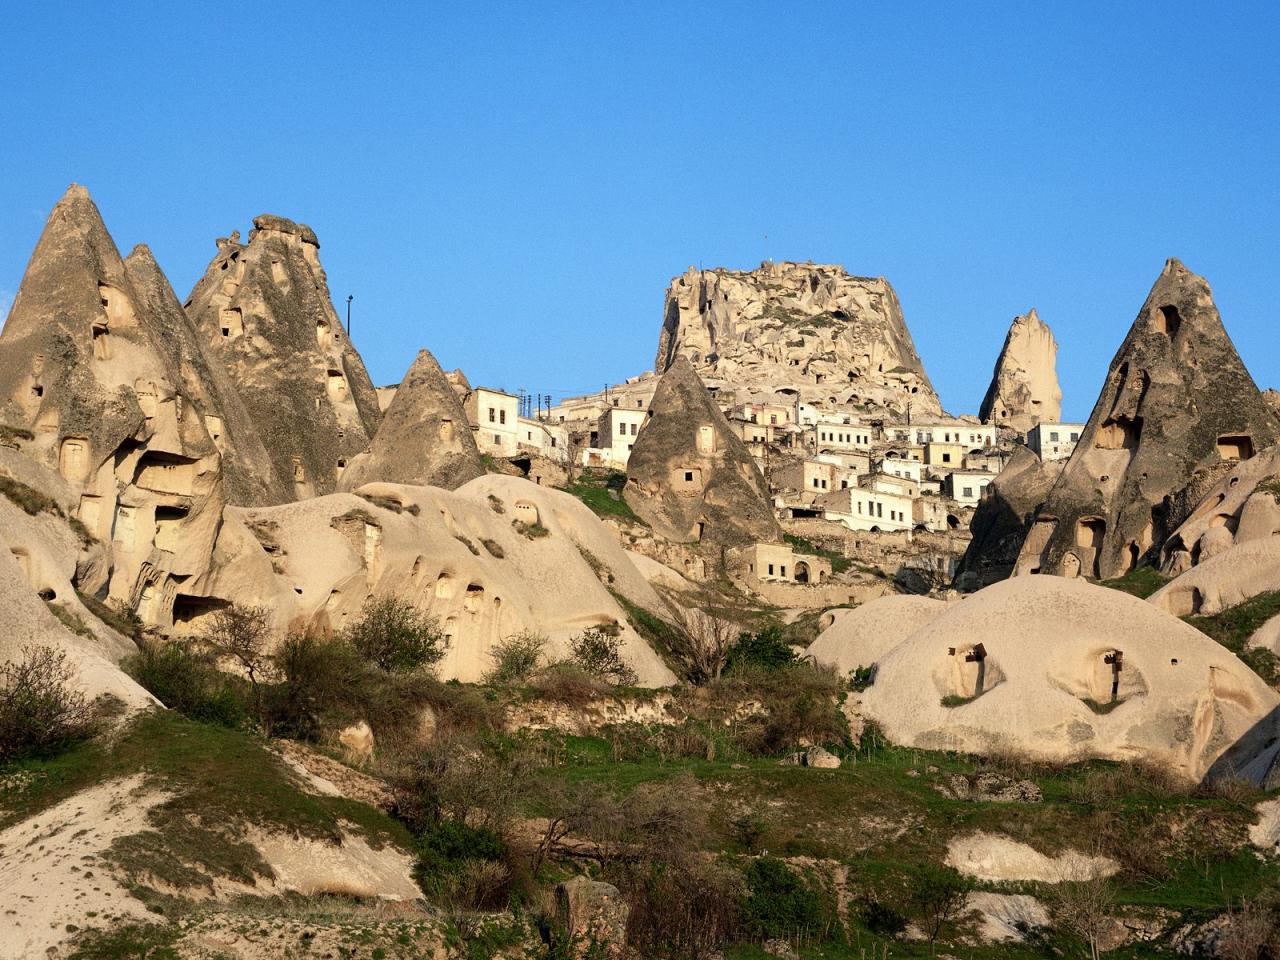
<box><xmin>1</xmin><ymin>2</ymin><xmax>1276</xmax><ymax>421</ymax></box>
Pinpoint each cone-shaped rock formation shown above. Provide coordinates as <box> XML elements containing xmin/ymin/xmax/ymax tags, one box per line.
<box><xmin>123</xmin><ymin>244</ymin><xmax>289</xmax><ymax>507</ymax></box>
<box><xmin>979</xmin><ymin>308</ymin><xmax>1062</xmax><ymax>433</ymax></box>
<box><xmin>0</xmin><ymin>185</ymin><xmax>243</xmax><ymax>619</ymax></box>
<box><xmin>1016</xmin><ymin>259</ymin><xmax>1280</xmax><ymax>581</ymax></box>
<box><xmin>338</xmin><ymin>348</ymin><xmax>485</xmax><ymax>492</ymax></box>
<box><xmin>624</xmin><ymin>357</ymin><xmax>781</xmax><ymax>547</ymax></box>
<box><xmin>185</xmin><ymin>215</ymin><xmax>381</xmax><ymax>499</ymax></box>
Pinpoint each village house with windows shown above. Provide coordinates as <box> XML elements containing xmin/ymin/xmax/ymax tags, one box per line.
<box><xmin>944</xmin><ymin>470</ymin><xmax>994</xmax><ymax>506</ymax></box>
<box><xmin>517</xmin><ymin>417</ymin><xmax>568</xmax><ymax>462</ymax></box>
<box><xmin>465</xmin><ymin>386</ymin><xmax>521</xmax><ymax>456</ymax></box>
<box><xmin>1027</xmin><ymin>421</ymin><xmax>1084</xmax><ymax>461</ymax></box>
<box><xmin>816</xmin><ymin>484</ymin><xmax>914</xmax><ymax>533</ymax></box>
<box><xmin>739</xmin><ymin>541</ymin><xmax>831</xmax><ymax>584</ymax></box>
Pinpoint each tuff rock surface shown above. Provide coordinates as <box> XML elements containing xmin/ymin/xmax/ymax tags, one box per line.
<box><xmin>978</xmin><ymin>308</ymin><xmax>1061</xmax><ymax>433</ymax></box>
<box><xmin>338</xmin><ymin>348</ymin><xmax>484</xmax><ymax>492</ymax></box>
<box><xmin>1015</xmin><ymin>259</ymin><xmax>1279</xmax><ymax>581</ymax></box>
<box><xmin>624</xmin><ymin>357</ymin><xmax>781</xmax><ymax>549</ymax></box>
<box><xmin>655</xmin><ymin>261</ymin><xmax>941</xmax><ymax>417</ymax></box>
<box><xmin>0</xmin><ymin>185</ymin><xmax>257</xmax><ymax>618</ymax></box>
<box><xmin>186</xmin><ymin>214</ymin><xmax>381</xmax><ymax>500</ymax></box>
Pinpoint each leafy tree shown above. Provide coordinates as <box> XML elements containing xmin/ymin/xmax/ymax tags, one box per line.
<box><xmin>904</xmin><ymin>864</ymin><xmax>971</xmax><ymax>955</ymax></box>
<box><xmin>203</xmin><ymin>604</ymin><xmax>274</xmax><ymax>722</ymax></box>
<box><xmin>343</xmin><ymin>595</ymin><xmax>447</xmax><ymax>673</ymax></box>
<box><xmin>484</xmin><ymin>630</ymin><xmax>546</xmax><ymax>684</ymax></box>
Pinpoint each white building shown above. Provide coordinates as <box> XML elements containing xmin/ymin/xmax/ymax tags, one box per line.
<box><xmin>813</xmin><ymin>417</ymin><xmax>873</xmax><ymax>451</ymax></box>
<box><xmin>579</xmin><ymin>406</ymin><xmax>647</xmax><ymax>470</ymax></box>
<box><xmin>817</xmin><ymin>486</ymin><xmax>914</xmax><ymax>533</ymax></box>
<box><xmin>465</xmin><ymin>387</ymin><xmax>521</xmax><ymax>457</ymax></box>
<box><xmin>890</xmin><ymin>421</ymin><xmax>998</xmax><ymax>449</ymax></box>
<box><xmin>517</xmin><ymin>417</ymin><xmax>568</xmax><ymax>463</ymax></box>
<box><xmin>1028</xmin><ymin>422</ymin><xmax>1084</xmax><ymax>461</ymax></box>
<box><xmin>879</xmin><ymin>457</ymin><xmax>923</xmax><ymax>484</ymax></box>
<box><xmin>944</xmin><ymin>470</ymin><xmax>995</xmax><ymax>506</ymax></box>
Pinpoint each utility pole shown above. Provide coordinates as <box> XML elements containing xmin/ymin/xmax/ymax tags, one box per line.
<box><xmin>346</xmin><ymin>295</ymin><xmax>353</xmax><ymax>337</ymax></box>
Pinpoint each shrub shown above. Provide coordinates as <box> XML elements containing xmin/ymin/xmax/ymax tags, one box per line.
<box><xmin>741</xmin><ymin>857</ymin><xmax>833</xmax><ymax>944</ymax></box>
<box><xmin>414</xmin><ymin>818</ymin><xmax>511</xmax><ymax>908</ymax></box>
<box><xmin>570</xmin><ymin>626</ymin><xmax>637</xmax><ymax>685</ymax></box>
<box><xmin>725</xmin><ymin>625</ymin><xmax>796</xmax><ymax>673</ymax></box>
<box><xmin>484</xmin><ymin>631</ymin><xmax>545</xmax><ymax>684</ymax></box>
<box><xmin>0</xmin><ymin>645</ymin><xmax>96</xmax><ymax>761</ymax></box>
<box><xmin>125</xmin><ymin>640</ymin><xmax>246</xmax><ymax>728</ymax></box>
<box><xmin>342</xmin><ymin>595</ymin><xmax>447</xmax><ymax>673</ymax></box>
<box><xmin>265</xmin><ymin>632</ymin><xmax>365</xmax><ymax>740</ymax></box>
<box><xmin>530</xmin><ymin>662</ymin><xmax>609</xmax><ymax>704</ymax></box>
<box><xmin>626</xmin><ymin>858</ymin><xmax>744</xmax><ymax>960</ymax></box>
<box><xmin>77</xmin><ymin>591</ymin><xmax>143</xmax><ymax>641</ymax></box>
<box><xmin>849</xmin><ymin>664</ymin><xmax>876</xmax><ymax>691</ymax></box>
<box><xmin>481</xmin><ymin>538</ymin><xmax>505</xmax><ymax>558</ymax></box>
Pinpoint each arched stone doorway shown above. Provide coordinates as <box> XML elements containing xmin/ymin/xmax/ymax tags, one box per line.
<box><xmin>795</xmin><ymin>560</ymin><xmax>810</xmax><ymax>584</ymax></box>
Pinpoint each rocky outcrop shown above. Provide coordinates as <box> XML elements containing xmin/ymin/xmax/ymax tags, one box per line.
<box><xmin>1015</xmin><ymin>260</ymin><xmax>1279</xmax><ymax>581</ymax></box>
<box><xmin>338</xmin><ymin>349</ymin><xmax>484</xmax><ymax>492</ymax></box>
<box><xmin>955</xmin><ymin>446</ymin><xmax>1065</xmax><ymax>588</ymax></box>
<box><xmin>123</xmin><ymin>245</ymin><xmax>288</xmax><ymax>507</ymax></box>
<box><xmin>655</xmin><ymin>261</ymin><xmax>941</xmax><ymax>417</ymax></box>
<box><xmin>186</xmin><ymin>214</ymin><xmax>381</xmax><ymax>500</ymax></box>
<box><xmin>862</xmin><ymin>576</ymin><xmax>1280</xmax><ymax>783</ymax></box>
<box><xmin>183</xmin><ymin>475</ymin><xmax>678</xmax><ymax>687</ymax></box>
<box><xmin>1263</xmin><ymin>388</ymin><xmax>1280</xmax><ymax>423</ymax></box>
<box><xmin>0</xmin><ymin>185</ymin><xmax>252</xmax><ymax>620</ymax></box>
<box><xmin>978</xmin><ymin>309</ymin><xmax>1061</xmax><ymax>434</ymax></box>
<box><xmin>624</xmin><ymin>357</ymin><xmax>781</xmax><ymax>549</ymax></box>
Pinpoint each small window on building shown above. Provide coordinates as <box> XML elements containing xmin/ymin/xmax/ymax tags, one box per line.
<box><xmin>963</xmin><ymin>487</ymin><xmax>973</xmax><ymax>498</ymax></box>
<box><xmin>767</xmin><ymin>564</ymin><xmax>774</xmax><ymax>575</ymax></box>
<box><xmin>685</xmin><ymin>471</ymin><xmax>694</xmax><ymax>482</ymax></box>
<box><xmin>488</xmin><ymin>407</ymin><xmax>496</xmax><ymax>423</ymax></box>
<box><xmin>942</xmin><ymin>453</ymin><xmax>951</xmax><ymax>463</ymax></box>
<box><xmin>499</xmin><ymin>409</ymin><xmax>506</xmax><ymax>425</ymax></box>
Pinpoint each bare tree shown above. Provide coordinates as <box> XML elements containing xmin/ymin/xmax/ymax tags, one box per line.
<box><xmin>671</xmin><ymin>608</ymin><xmax>738</xmax><ymax>684</ymax></box>
<box><xmin>203</xmin><ymin>604</ymin><xmax>273</xmax><ymax>723</ymax></box>
<box><xmin>1052</xmin><ymin>875</ymin><xmax>1116</xmax><ymax>960</ymax></box>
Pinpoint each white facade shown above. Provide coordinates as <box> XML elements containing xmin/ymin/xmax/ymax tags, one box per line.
<box><xmin>1027</xmin><ymin>422</ymin><xmax>1084</xmax><ymax>461</ymax></box>
<box><xmin>813</xmin><ymin>417</ymin><xmax>872</xmax><ymax>450</ymax></box>
<box><xmin>517</xmin><ymin>417</ymin><xmax>568</xmax><ymax>462</ymax></box>
<box><xmin>879</xmin><ymin>457</ymin><xmax>923</xmax><ymax>484</ymax></box>
<box><xmin>467</xmin><ymin>387</ymin><xmax>521</xmax><ymax>457</ymax></box>
<box><xmin>890</xmin><ymin>421</ymin><xmax>998</xmax><ymax>449</ymax></box>
<box><xmin>818</xmin><ymin>486</ymin><xmax>914</xmax><ymax>533</ymax></box>
<box><xmin>944</xmin><ymin>471</ymin><xmax>994</xmax><ymax>506</ymax></box>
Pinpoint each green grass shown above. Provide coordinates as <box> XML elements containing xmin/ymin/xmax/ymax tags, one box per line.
<box><xmin>0</xmin><ymin>710</ymin><xmax>413</xmax><ymax>894</ymax></box>
<box><xmin>784</xmin><ymin>534</ymin><xmax>852</xmax><ymax>575</ymax></box>
<box><xmin>1099</xmin><ymin>564</ymin><xmax>1168</xmax><ymax>599</ymax></box>
<box><xmin>1095</xmin><ymin>563</ymin><xmax>1167</xmax><ymax>601</ymax></box>
<box><xmin>560</xmin><ymin>471</ymin><xmax>643</xmax><ymax>523</ymax></box>
<box><xmin>1184</xmin><ymin>590</ymin><xmax>1280</xmax><ymax>685</ymax></box>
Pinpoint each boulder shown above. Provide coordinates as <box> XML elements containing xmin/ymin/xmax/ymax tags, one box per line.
<box><xmin>979</xmin><ymin>308</ymin><xmax>1062</xmax><ymax>434</ymax></box>
<box><xmin>655</xmin><ymin>261</ymin><xmax>941</xmax><ymax>418</ymax></box>
<box><xmin>1016</xmin><ymin>259</ymin><xmax>1279</xmax><ymax>580</ymax></box>
<box><xmin>338</xmin><ymin>721</ymin><xmax>374</xmax><ymax>764</ymax></box>
<box><xmin>804</xmin><ymin>745</ymin><xmax>841</xmax><ymax>768</ymax></box>
<box><xmin>338</xmin><ymin>349</ymin><xmax>485</xmax><ymax>492</ymax></box>
<box><xmin>186</xmin><ymin>214</ymin><xmax>381</xmax><ymax>500</ymax></box>
<box><xmin>554</xmin><ymin>876</ymin><xmax>629</xmax><ymax>960</ymax></box>
<box><xmin>624</xmin><ymin>357</ymin><xmax>780</xmax><ymax>549</ymax></box>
